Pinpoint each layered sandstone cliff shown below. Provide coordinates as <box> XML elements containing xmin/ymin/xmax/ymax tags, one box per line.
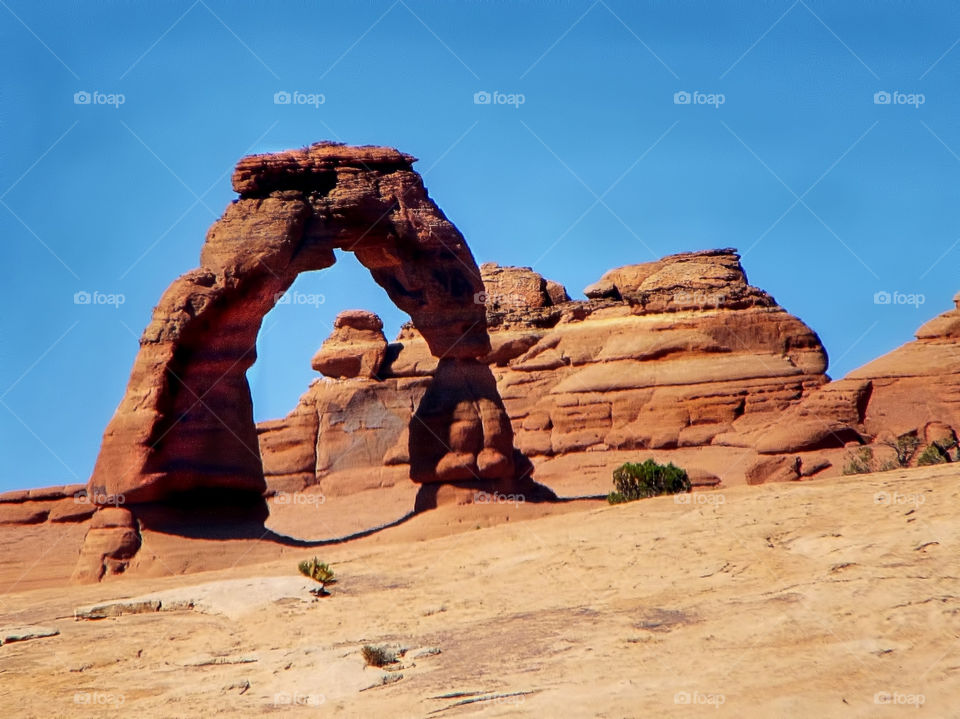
<box><xmin>259</xmin><ymin>249</ymin><xmax>837</xmax><ymax>495</ymax></box>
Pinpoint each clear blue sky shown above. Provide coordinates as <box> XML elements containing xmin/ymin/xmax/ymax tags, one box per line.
<box><xmin>2</xmin><ymin>1</ymin><xmax>959</xmax><ymax>492</ymax></box>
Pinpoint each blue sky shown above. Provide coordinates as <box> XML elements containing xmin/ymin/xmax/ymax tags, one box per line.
<box><xmin>2</xmin><ymin>0</ymin><xmax>959</xmax><ymax>491</ymax></box>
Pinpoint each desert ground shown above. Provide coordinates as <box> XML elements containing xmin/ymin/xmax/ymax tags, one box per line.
<box><xmin>1</xmin><ymin>465</ymin><xmax>957</xmax><ymax>717</ymax></box>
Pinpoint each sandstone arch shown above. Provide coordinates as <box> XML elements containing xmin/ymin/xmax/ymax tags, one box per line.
<box><xmin>88</xmin><ymin>143</ymin><xmax>516</xmax><ymax>506</ymax></box>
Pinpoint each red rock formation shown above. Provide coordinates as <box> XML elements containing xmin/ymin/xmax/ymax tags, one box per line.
<box><xmin>749</xmin><ymin>291</ymin><xmax>960</xmax><ymax>471</ymax></box>
<box><xmin>494</xmin><ymin>250</ymin><xmax>827</xmax><ymax>462</ymax></box>
<box><xmin>479</xmin><ymin>262</ymin><xmax>569</xmax><ymax>313</ymax></box>
<box><xmin>88</xmin><ymin>142</ymin><xmax>516</xmax><ymax>508</ymax></box>
<box><xmin>71</xmin><ymin>507</ymin><xmax>141</xmax><ymax>583</ymax></box>
<box><xmin>311</xmin><ymin>310</ymin><xmax>387</xmax><ymax>379</ymax></box>
<box><xmin>0</xmin><ymin>484</ymin><xmax>94</xmax><ymax>525</ymax></box>
<box><xmin>260</xmin><ymin>249</ymin><xmax>834</xmax><ymax>493</ymax></box>
<box><xmin>847</xmin><ymin>292</ymin><xmax>960</xmax><ymax>437</ymax></box>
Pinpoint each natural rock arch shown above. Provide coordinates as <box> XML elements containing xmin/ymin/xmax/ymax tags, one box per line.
<box><xmin>88</xmin><ymin>143</ymin><xmax>516</xmax><ymax>506</ymax></box>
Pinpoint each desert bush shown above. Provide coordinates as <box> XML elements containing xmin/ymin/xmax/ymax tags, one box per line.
<box><xmin>298</xmin><ymin>557</ymin><xmax>336</xmax><ymax>585</ymax></box>
<box><xmin>607</xmin><ymin>459</ymin><xmax>691</xmax><ymax>504</ymax></box>
<box><xmin>882</xmin><ymin>434</ymin><xmax>921</xmax><ymax>467</ymax></box>
<box><xmin>917</xmin><ymin>444</ymin><xmax>949</xmax><ymax>466</ymax></box>
<box><xmin>361</xmin><ymin>645</ymin><xmax>397</xmax><ymax>668</ymax></box>
<box><xmin>842</xmin><ymin>447</ymin><xmax>874</xmax><ymax>475</ymax></box>
<box><xmin>843</xmin><ymin>433</ymin><xmax>924</xmax><ymax>475</ymax></box>
<box><xmin>938</xmin><ymin>435</ymin><xmax>958</xmax><ymax>451</ymax></box>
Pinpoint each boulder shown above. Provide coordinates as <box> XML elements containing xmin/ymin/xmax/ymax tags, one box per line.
<box><xmin>746</xmin><ymin>456</ymin><xmax>801</xmax><ymax>485</ymax></box>
<box><xmin>311</xmin><ymin>310</ymin><xmax>387</xmax><ymax>379</ymax></box>
<box><xmin>71</xmin><ymin>508</ymin><xmax>141</xmax><ymax>584</ymax></box>
<box><xmin>0</xmin><ymin>626</ymin><xmax>59</xmax><ymax>645</ymax></box>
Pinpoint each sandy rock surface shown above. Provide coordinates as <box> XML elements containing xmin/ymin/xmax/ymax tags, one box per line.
<box><xmin>1</xmin><ymin>465</ymin><xmax>956</xmax><ymax>717</ymax></box>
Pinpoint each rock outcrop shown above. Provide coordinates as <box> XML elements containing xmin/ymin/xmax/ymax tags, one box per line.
<box><xmin>491</xmin><ymin>250</ymin><xmax>827</xmax><ymax>462</ymax></box>
<box><xmin>750</xmin><ymin>291</ymin><xmax>960</xmax><ymax>467</ymax></box>
<box><xmin>71</xmin><ymin>507</ymin><xmax>142</xmax><ymax>583</ymax></box>
<box><xmin>311</xmin><ymin>310</ymin><xmax>387</xmax><ymax>379</ymax></box>
<box><xmin>88</xmin><ymin>142</ymin><xmax>517</xmax><ymax>509</ymax></box>
<box><xmin>846</xmin><ymin>292</ymin><xmax>960</xmax><ymax>437</ymax></box>
<box><xmin>260</xmin><ymin>249</ymin><xmax>835</xmax><ymax>493</ymax></box>
<box><xmin>0</xmin><ymin>484</ymin><xmax>94</xmax><ymax>525</ymax></box>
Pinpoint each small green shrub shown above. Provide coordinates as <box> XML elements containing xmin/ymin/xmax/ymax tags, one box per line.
<box><xmin>938</xmin><ymin>435</ymin><xmax>958</xmax><ymax>451</ymax></box>
<box><xmin>298</xmin><ymin>557</ymin><xmax>336</xmax><ymax>585</ymax></box>
<box><xmin>843</xmin><ymin>433</ymin><xmax>924</xmax><ymax>475</ymax></box>
<box><xmin>607</xmin><ymin>459</ymin><xmax>691</xmax><ymax>504</ymax></box>
<box><xmin>842</xmin><ymin>447</ymin><xmax>874</xmax><ymax>475</ymax></box>
<box><xmin>361</xmin><ymin>645</ymin><xmax>397</xmax><ymax>668</ymax></box>
<box><xmin>917</xmin><ymin>444</ymin><xmax>949</xmax><ymax>466</ymax></box>
<box><xmin>885</xmin><ymin>434</ymin><xmax>921</xmax><ymax>467</ymax></box>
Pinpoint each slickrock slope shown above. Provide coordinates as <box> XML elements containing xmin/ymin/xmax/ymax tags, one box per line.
<box><xmin>2</xmin><ymin>465</ymin><xmax>958</xmax><ymax>717</ymax></box>
<box><xmin>260</xmin><ymin>249</ymin><xmax>833</xmax><ymax>495</ymax></box>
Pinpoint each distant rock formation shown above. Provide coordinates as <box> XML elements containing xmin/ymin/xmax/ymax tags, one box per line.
<box><xmin>311</xmin><ymin>310</ymin><xmax>388</xmax><ymax>379</ymax></box>
<box><xmin>750</xmin><ymin>291</ymin><xmax>960</xmax><ymax>467</ymax></box>
<box><xmin>259</xmin><ymin>249</ymin><xmax>835</xmax><ymax>494</ymax></box>
<box><xmin>0</xmin><ymin>484</ymin><xmax>92</xmax><ymax>526</ymax></box>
